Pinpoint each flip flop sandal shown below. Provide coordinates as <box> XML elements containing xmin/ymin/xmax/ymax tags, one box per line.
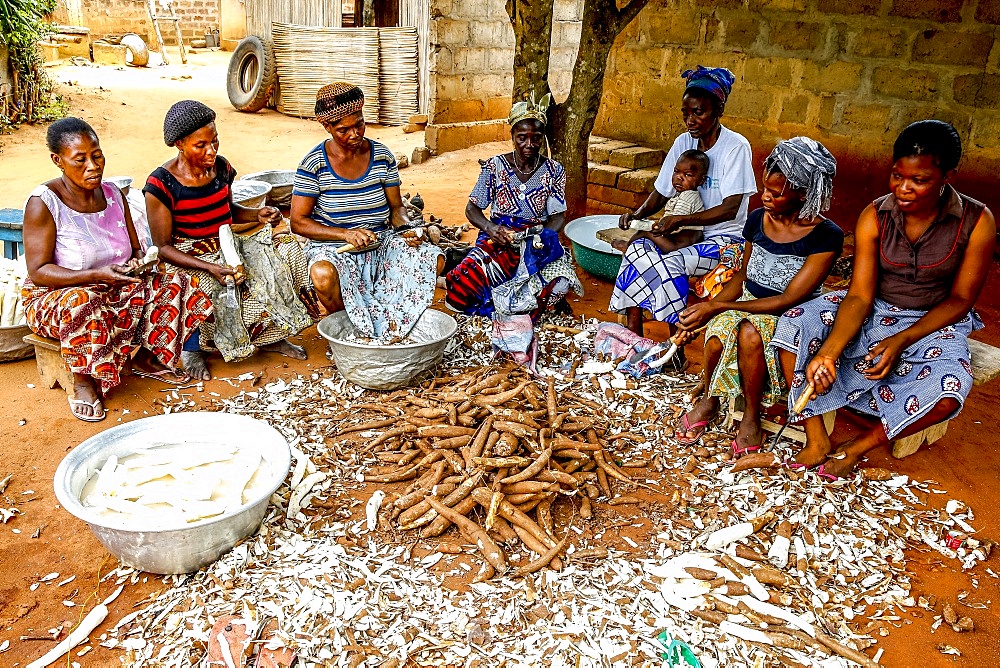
<box><xmin>782</xmin><ymin>457</ymin><xmax>810</xmax><ymax>471</ymax></box>
<box><xmin>252</xmin><ymin>617</ymin><xmax>298</xmax><ymax>668</ymax></box>
<box><xmin>675</xmin><ymin>413</ymin><xmax>710</xmax><ymax>445</ymax></box>
<box><xmin>815</xmin><ymin>464</ymin><xmax>843</xmax><ymax>482</ymax></box>
<box><xmin>132</xmin><ymin>367</ymin><xmax>191</xmax><ymax>385</ymax></box>
<box><xmin>207</xmin><ymin>615</ymin><xmax>253</xmax><ymax>668</ymax></box>
<box><xmin>68</xmin><ymin>396</ymin><xmax>105</xmax><ymax>422</ymax></box>
<box><xmin>731</xmin><ymin>439</ymin><xmax>762</xmax><ymax>458</ymax></box>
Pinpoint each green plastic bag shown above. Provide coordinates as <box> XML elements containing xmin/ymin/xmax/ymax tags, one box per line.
<box><xmin>656</xmin><ymin>631</ymin><xmax>700</xmax><ymax>667</ymax></box>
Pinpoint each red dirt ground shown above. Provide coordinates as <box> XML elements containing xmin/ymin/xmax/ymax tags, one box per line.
<box><xmin>1</xmin><ymin>52</ymin><xmax>998</xmax><ymax>666</ymax></box>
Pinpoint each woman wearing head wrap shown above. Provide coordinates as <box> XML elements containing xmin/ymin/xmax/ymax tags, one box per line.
<box><xmin>290</xmin><ymin>83</ymin><xmax>443</xmax><ymax>340</ymax></box>
<box><xmin>444</xmin><ymin>93</ymin><xmax>583</xmax><ymax>367</ymax></box>
<box><xmin>144</xmin><ymin>100</ymin><xmax>314</xmax><ymax>380</ymax></box>
<box><xmin>773</xmin><ymin>121</ymin><xmax>995</xmax><ymax>478</ymax></box>
<box><xmin>672</xmin><ymin>137</ymin><xmax>843</xmax><ymax>452</ymax></box>
<box><xmin>610</xmin><ymin>65</ymin><xmax>757</xmax><ymax>370</ymax></box>
<box><xmin>21</xmin><ymin>118</ymin><xmax>211</xmax><ymax>421</ymax></box>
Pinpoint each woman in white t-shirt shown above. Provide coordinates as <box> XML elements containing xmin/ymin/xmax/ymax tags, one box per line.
<box><xmin>610</xmin><ymin>65</ymin><xmax>757</xmax><ymax>370</ymax></box>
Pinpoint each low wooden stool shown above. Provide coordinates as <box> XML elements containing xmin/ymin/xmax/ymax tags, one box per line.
<box><xmin>724</xmin><ymin>395</ymin><xmax>835</xmax><ymax>445</ymax></box>
<box><xmin>23</xmin><ymin>334</ymin><xmax>74</xmax><ymax>394</ymax></box>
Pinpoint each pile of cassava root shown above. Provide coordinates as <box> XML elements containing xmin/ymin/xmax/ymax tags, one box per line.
<box><xmin>350</xmin><ymin>363</ymin><xmax>655</xmax><ymax>580</ymax></box>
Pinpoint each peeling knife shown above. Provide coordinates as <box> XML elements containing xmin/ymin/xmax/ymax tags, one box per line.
<box><xmin>769</xmin><ymin>384</ymin><xmax>815</xmax><ymax>451</ymax></box>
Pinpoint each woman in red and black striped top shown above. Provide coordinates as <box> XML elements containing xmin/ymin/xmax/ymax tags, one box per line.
<box><xmin>144</xmin><ymin>100</ymin><xmax>314</xmax><ymax>380</ymax></box>
<box><xmin>145</xmin><ymin>155</ymin><xmax>238</xmax><ymax>240</ymax></box>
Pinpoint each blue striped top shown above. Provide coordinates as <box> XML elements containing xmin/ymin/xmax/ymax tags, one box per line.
<box><xmin>293</xmin><ymin>139</ymin><xmax>401</xmax><ymax>231</ymax></box>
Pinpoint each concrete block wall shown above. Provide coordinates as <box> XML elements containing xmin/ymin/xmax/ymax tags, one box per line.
<box><xmin>586</xmin><ymin>137</ymin><xmax>666</xmax><ymax>215</ymax></box>
<box><xmin>51</xmin><ymin>0</ymin><xmax>220</xmax><ymax>45</ymax></box>
<box><xmin>593</xmin><ymin>0</ymin><xmax>1000</xmax><ymax>223</ymax></box>
<box><xmin>427</xmin><ymin>0</ymin><xmax>583</xmax><ymax>124</ymax></box>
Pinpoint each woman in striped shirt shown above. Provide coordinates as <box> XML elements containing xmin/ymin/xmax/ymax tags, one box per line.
<box><xmin>144</xmin><ymin>100</ymin><xmax>314</xmax><ymax>379</ymax></box>
<box><xmin>290</xmin><ymin>83</ymin><xmax>443</xmax><ymax>339</ymax></box>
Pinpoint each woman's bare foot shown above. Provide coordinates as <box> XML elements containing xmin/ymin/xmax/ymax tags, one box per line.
<box><xmin>181</xmin><ymin>350</ymin><xmax>212</xmax><ymax>380</ymax></box>
<box><xmin>792</xmin><ymin>429</ymin><xmax>833</xmax><ymax>467</ymax></box>
<box><xmin>263</xmin><ymin>340</ymin><xmax>307</xmax><ymax>360</ymax></box>
<box><xmin>69</xmin><ymin>374</ymin><xmax>104</xmax><ymax>421</ymax></box>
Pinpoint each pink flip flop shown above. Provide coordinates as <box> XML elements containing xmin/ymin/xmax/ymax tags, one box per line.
<box><xmin>815</xmin><ymin>464</ymin><xmax>843</xmax><ymax>482</ymax></box>
<box><xmin>731</xmin><ymin>439</ymin><xmax>762</xmax><ymax>458</ymax></box>
<box><xmin>676</xmin><ymin>413</ymin><xmax>710</xmax><ymax>445</ymax></box>
<box><xmin>783</xmin><ymin>457</ymin><xmax>809</xmax><ymax>471</ymax></box>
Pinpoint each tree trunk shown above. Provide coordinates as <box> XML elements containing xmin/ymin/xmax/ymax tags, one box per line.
<box><xmin>362</xmin><ymin>0</ymin><xmax>376</xmax><ymax>27</ymax></box>
<box><xmin>505</xmin><ymin>0</ymin><xmax>554</xmax><ymax>103</ymax></box>
<box><xmin>508</xmin><ymin>0</ymin><xmax>648</xmax><ymax>220</ymax></box>
<box><xmin>553</xmin><ymin>0</ymin><xmax>648</xmax><ymax>219</ymax></box>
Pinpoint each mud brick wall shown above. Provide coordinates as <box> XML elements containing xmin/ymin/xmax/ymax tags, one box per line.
<box><xmin>427</xmin><ymin>0</ymin><xmax>583</xmax><ymax>124</ymax></box>
<box><xmin>594</xmin><ymin>0</ymin><xmax>1000</xmax><ymax>224</ymax></box>
<box><xmin>51</xmin><ymin>0</ymin><xmax>220</xmax><ymax>45</ymax></box>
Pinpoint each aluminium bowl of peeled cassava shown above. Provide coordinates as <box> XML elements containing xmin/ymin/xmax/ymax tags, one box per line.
<box><xmin>231</xmin><ymin>179</ymin><xmax>273</xmax><ymax>210</ymax></box>
<box><xmin>53</xmin><ymin>412</ymin><xmax>291</xmax><ymax>574</ymax></box>
<box><xmin>241</xmin><ymin>170</ymin><xmax>295</xmax><ymax>208</ymax></box>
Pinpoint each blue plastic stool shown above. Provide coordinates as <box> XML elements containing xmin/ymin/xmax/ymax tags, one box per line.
<box><xmin>0</xmin><ymin>209</ymin><xmax>24</xmax><ymax>260</ymax></box>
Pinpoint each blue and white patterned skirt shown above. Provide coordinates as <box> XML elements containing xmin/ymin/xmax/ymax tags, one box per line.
<box><xmin>771</xmin><ymin>290</ymin><xmax>983</xmax><ymax>439</ymax></box>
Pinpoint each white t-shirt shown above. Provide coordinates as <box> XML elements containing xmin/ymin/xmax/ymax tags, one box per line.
<box><xmin>652</xmin><ymin>125</ymin><xmax>757</xmax><ymax>239</ymax></box>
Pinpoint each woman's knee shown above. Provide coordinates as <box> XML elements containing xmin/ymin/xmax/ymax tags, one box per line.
<box><xmin>705</xmin><ymin>335</ymin><xmax>723</xmax><ymax>356</ymax></box>
<box><xmin>310</xmin><ymin>261</ymin><xmax>339</xmax><ymax>290</ymax></box>
<box><xmin>737</xmin><ymin>320</ymin><xmax>764</xmax><ymax>353</ymax></box>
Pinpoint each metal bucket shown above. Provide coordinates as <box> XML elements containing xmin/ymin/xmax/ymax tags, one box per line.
<box><xmin>104</xmin><ymin>176</ymin><xmax>133</xmax><ymax>195</ymax></box>
<box><xmin>241</xmin><ymin>170</ymin><xmax>295</xmax><ymax>208</ymax></box>
<box><xmin>317</xmin><ymin>309</ymin><xmax>457</xmax><ymax>390</ymax></box>
<box><xmin>53</xmin><ymin>412</ymin><xmax>291</xmax><ymax>574</ymax></box>
<box><xmin>231</xmin><ymin>179</ymin><xmax>273</xmax><ymax>209</ymax></box>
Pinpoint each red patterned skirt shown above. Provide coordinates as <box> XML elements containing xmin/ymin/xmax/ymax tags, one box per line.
<box><xmin>22</xmin><ymin>273</ymin><xmax>212</xmax><ymax>394</ymax></box>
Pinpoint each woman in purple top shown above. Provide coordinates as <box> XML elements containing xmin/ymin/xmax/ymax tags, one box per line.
<box><xmin>772</xmin><ymin>121</ymin><xmax>995</xmax><ymax>478</ymax></box>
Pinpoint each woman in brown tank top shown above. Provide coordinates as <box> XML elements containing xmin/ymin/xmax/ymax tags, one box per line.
<box><xmin>770</xmin><ymin>120</ymin><xmax>995</xmax><ymax>478</ymax></box>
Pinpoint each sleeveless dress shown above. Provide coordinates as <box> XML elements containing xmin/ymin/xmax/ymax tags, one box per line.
<box><xmin>771</xmin><ymin>187</ymin><xmax>985</xmax><ymax>438</ymax></box>
<box><xmin>144</xmin><ymin>157</ymin><xmax>314</xmax><ymax>362</ymax></box>
<box><xmin>21</xmin><ymin>182</ymin><xmax>212</xmax><ymax>393</ymax></box>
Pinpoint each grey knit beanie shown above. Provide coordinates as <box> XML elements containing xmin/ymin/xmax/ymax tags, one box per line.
<box><xmin>163</xmin><ymin>100</ymin><xmax>217</xmax><ymax>146</ymax></box>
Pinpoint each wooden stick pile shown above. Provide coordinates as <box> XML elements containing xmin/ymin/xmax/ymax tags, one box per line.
<box><xmin>345</xmin><ymin>364</ymin><xmax>651</xmax><ymax>580</ymax></box>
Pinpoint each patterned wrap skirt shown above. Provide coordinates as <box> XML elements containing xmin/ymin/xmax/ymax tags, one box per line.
<box><xmin>610</xmin><ymin>235</ymin><xmax>738</xmax><ymax>324</ymax></box>
<box><xmin>445</xmin><ymin>229</ymin><xmax>582</xmax><ymax>319</ymax></box>
<box><xmin>704</xmin><ymin>288</ymin><xmax>784</xmax><ymax>407</ymax></box>
<box><xmin>770</xmin><ymin>290</ymin><xmax>983</xmax><ymax>438</ymax></box>
<box><xmin>22</xmin><ymin>272</ymin><xmax>212</xmax><ymax>393</ymax></box>
<box><xmin>171</xmin><ymin>226</ymin><xmax>314</xmax><ymax>362</ymax></box>
<box><xmin>305</xmin><ymin>232</ymin><xmax>443</xmax><ymax>340</ymax></box>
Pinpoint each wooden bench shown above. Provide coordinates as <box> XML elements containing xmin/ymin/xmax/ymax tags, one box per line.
<box><xmin>724</xmin><ymin>396</ymin><xmax>835</xmax><ymax>445</ymax></box>
<box><xmin>23</xmin><ymin>334</ymin><xmax>74</xmax><ymax>395</ymax></box>
<box><xmin>725</xmin><ymin>338</ymin><xmax>1000</xmax><ymax>458</ymax></box>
